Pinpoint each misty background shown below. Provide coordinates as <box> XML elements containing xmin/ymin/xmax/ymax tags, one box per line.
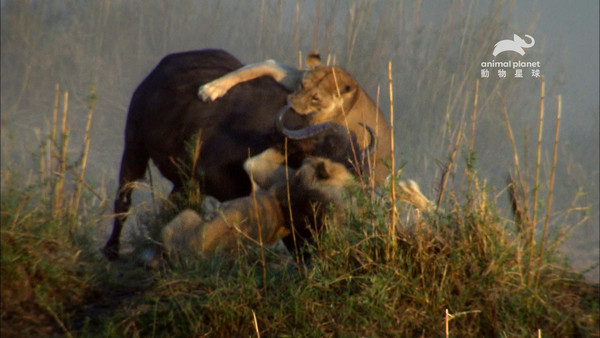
<box><xmin>1</xmin><ymin>0</ymin><xmax>598</xmax><ymax>281</ymax></box>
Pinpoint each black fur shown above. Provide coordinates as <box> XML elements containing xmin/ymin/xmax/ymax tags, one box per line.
<box><xmin>104</xmin><ymin>49</ymin><xmax>363</xmax><ymax>260</ymax></box>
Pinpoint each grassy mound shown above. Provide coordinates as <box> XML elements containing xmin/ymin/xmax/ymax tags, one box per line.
<box><xmin>1</xmin><ymin>76</ymin><xmax>598</xmax><ymax>336</ymax></box>
<box><xmin>2</xmin><ymin>167</ymin><xmax>598</xmax><ymax>336</ymax></box>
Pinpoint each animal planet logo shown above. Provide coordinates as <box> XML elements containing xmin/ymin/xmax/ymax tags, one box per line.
<box><xmin>493</xmin><ymin>34</ymin><xmax>535</xmax><ymax>56</ymax></box>
<box><xmin>480</xmin><ymin>34</ymin><xmax>541</xmax><ymax>79</ymax></box>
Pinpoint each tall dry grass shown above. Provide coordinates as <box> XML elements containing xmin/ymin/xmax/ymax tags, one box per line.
<box><xmin>1</xmin><ymin>84</ymin><xmax>106</xmax><ymax>336</ymax></box>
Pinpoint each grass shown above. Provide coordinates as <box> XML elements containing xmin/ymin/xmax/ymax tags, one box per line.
<box><xmin>2</xmin><ymin>147</ymin><xmax>598</xmax><ymax>336</ymax></box>
<box><xmin>1</xmin><ymin>0</ymin><xmax>598</xmax><ymax>336</ymax></box>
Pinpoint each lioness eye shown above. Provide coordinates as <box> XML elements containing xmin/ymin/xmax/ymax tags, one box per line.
<box><xmin>311</xmin><ymin>94</ymin><xmax>319</xmax><ymax>102</ymax></box>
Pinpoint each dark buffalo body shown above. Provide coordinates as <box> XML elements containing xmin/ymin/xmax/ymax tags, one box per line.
<box><xmin>125</xmin><ymin>49</ymin><xmax>293</xmax><ymax>201</ymax></box>
<box><xmin>105</xmin><ymin>49</ymin><xmax>360</xmax><ymax>260</ymax></box>
<box><xmin>106</xmin><ymin>50</ymin><xmax>290</xmax><ymax>259</ymax></box>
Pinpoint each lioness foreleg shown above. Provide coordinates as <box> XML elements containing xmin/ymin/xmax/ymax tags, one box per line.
<box><xmin>198</xmin><ymin>60</ymin><xmax>302</xmax><ymax>101</ymax></box>
<box><xmin>244</xmin><ymin>148</ymin><xmax>295</xmax><ymax>191</ymax></box>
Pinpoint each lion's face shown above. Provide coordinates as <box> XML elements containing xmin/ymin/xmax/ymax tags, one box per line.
<box><xmin>292</xmin><ymin>157</ymin><xmax>354</xmax><ymax>199</ymax></box>
<box><xmin>287</xmin><ymin>66</ymin><xmax>359</xmax><ymax>124</ymax></box>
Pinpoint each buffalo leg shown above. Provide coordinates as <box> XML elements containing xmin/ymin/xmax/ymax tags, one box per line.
<box><xmin>103</xmin><ymin>146</ymin><xmax>149</xmax><ymax>260</ymax></box>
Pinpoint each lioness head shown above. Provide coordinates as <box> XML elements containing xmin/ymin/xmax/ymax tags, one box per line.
<box><xmin>291</xmin><ymin>156</ymin><xmax>354</xmax><ymax>202</ymax></box>
<box><xmin>288</xmin><ymin>62</ymin><xmax>360</xmax><ymax>124</ymax></box>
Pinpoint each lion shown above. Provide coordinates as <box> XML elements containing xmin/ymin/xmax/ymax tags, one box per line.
<box><xmin>161</xmin><ymin>157</ymin><xmax>355</xmax><ymax>257</ymax></box>
<box><xmin>245</xmin><ymin>122</ymin><xmax>374</xmax><ymax>191</ymax></box>
<box><xmin>198</xmin><ymin>52</ymin><xmax>392</xmax><ymax>185</ymax></box>
<box><xmin>161</xmin><ymin>193</ymin><xmax>289</xmax><ymax>256</ymax></box>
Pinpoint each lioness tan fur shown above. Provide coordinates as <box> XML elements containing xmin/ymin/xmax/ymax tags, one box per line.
<box><xmin>162</xmin><ymin>157</ymin><xmax>354</xmax><ymax>256</ymax></box>
<box><xmin>244</xmin><ymin>148</ymin><xmax>290</xmax><ymax>191</ymax></box>
<box><xmin>287</xmin><ymin>157</ymin><xmax>354</xmax><ymax>215</ymax></box>
<box><xmin>397</xmin><ymin>179</ymin><xmax>436</xmax><ymax>212</ymax></box>
<box><xmin>161</xmin><ymin>193</ymin><xmax>289</xmax><ymax>256</ymax></box>
<box><xmin>198</xmin><ymin>54</ymin><xmax>392</xmax><ymax>185</ymax></box>
<box><xmin>243</xmin><ymin>125</ymin><xmax>367</xmax><ymax>191</ymax></box>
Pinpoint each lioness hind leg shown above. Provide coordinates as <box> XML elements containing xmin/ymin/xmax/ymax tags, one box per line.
<box><xmin>161</xmin><ymin>209</ymin><xmax>204</xmax><ymax>255</ymax></box>
<box><xmin>198</xmin><ymin>60</ymin><xmax>302</xmax><ymax>101</ymax></box>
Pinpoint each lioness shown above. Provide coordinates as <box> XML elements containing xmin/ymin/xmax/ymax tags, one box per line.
<box><xmin>198</xmin><ymin>53</ymin><xmax>392</xmax><ymax>185</ymax></box>
<box><xmin>246</xmin><ymin>122</ymin><xmax>374</xmax><ymax>191</ymax></box>
<box><xmin>161</xmin><ymin>157</ymin><xmax>354</xmax><ymax>257</ymax></box>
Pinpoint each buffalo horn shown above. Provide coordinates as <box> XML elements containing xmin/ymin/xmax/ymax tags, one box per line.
<box><xmin>276</xmin><ymin>104</ymin><xmax>335</xmax><ymax>140</ymax></box>
<box><xmin>357</xmin><ymin>123</ymin><xmax>376</xmax><ymax>175</ymax></box>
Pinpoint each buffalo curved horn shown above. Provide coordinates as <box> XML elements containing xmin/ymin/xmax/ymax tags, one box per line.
<box><xmin>276</xmin><ymin>104</ymin><xmax>335</xmax><ymax>140</ymax></box>
<box><xmin>356</xmin><ymin>123</ymin><xmax>376</xmax><ymax>175</ymax></box>
<box><xmin>358</xmin><ymin>123</ymin><xmax>375</xmax><ymax>159</ymax></box>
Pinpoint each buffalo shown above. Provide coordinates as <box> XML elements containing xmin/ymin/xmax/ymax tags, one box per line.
<box><xmin>104</xmin><ymin>49</ymin><xmax>390</xmax><ymax>260</ymax></box>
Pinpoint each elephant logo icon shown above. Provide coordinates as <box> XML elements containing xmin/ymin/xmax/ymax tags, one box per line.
<box><xmin>492</xmin><ymin>34</ymin><xmax>535</xmax><ymax>57</ymax></box>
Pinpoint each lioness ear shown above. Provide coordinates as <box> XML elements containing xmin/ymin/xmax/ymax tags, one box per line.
<box><xmin>315</xmin><ymin>160</ymin><xmax>331</xmax><ymax>180</ymax></box>
<box><xmin>306</xmin><ymin>51</ymin><xmax>321</xmax><ymax>69</ymax></box>
<box><xmin>340</xmin><ymin>82</ymin><xmax>358</xmax><ymax>110</ymax></box>
<box><xmin>341</xmin><ymin>84</ymin><xmax>356</xmax><ymax>95</ymax></box>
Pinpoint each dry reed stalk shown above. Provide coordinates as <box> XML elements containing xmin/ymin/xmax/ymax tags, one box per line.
<box><xmin>468</xmin><ymin>79</ymin><xmax>479</xmax><ymax>180</ymax></box>
<box><xmin>372</xmin><ymin>84</ymin><xmax>381</xmax><ymax>198</ymax></box>
<box><xmin>190</xmin><ymin>132</ymin><xmax>202</xmax><ymax>202</ymax></box>
<box><xmin>310</xmin><ymin>0</ymin><xmax>321</xmax><ymax>51</ymax></box>
<box><xmin>355</xmin><ymin>92</ymin><xmax>370</xmax><ymax>188</ymax></box>
<box><xmin>54</xmin><ymin>91</ymin><xmax>69</xmax><ymax>214</ymax></box>
<box><xmin>248</xmin><ymin>149</ymin><xmax>267</xmax><ymax>295</ymax></box>
<box><xmin>284</xmin><ymin>138</ymin><xmax>302</xmax><ymax>274</ymax></box>
<box><xmin>388</xmin><ymin>61</ymin><xmax>397</xmax><ymax>260</ymax></box>
<box><xmin>444</xmin><ymin>308</ymin><xmax>482</xmax><ymax>337</ymax></box>
<box><xmin>359</xmin><ymin>93</ymin><xmax>367</xmax><ymax>175</ymax></box>
<box><xmin>35</xmin><ymin>128</ymin><xmax>47</xmax><ymax>199</ymax></box>
<box><xmin>441</xmin><ymin>74</ymin><xmax>456</xmax><ymax>149</ymax></box>
<box><xmin>294</xmin><ymin>0</ymin><xmax>300</xmax><ymax>57</ymax></box>
<box><xmin>527</xmin><ymin>77</ymin><xmax>545</xmax><ymax>285</ymax></box>
<box><xmin>346</xmin><ymin>2</ymin><xmax>356</xmax><ymax>64</ymax></box>
<box><xmin>445</xmin><ymin>308</ymin><xmax>451</xmax><ymax>338</ymax></box>
<box><xmin>507</xmin><ymin>173</ymin><xmax>526</xmax><ymax>227</ymax></box>
<box><xmin>8</xmin><ymin>189</ymin><xmax>30</xmax><ymax>230</ymax></box>
<box><xmin>258</xmin><ymin>0</ymin><xmax>265</xmax><ymax>48</ymax></box>
<box><xmin>331</xmin><ymin>66</ymin><xmax>366</xmax><ymax>193</ymax></box>
<box><xmin>252</xmin><ymin>310</ymin><xmax>261</xmax><ymax>338</ymax></box>
<box><xmin>144</xmin><ymin>162</ymin><xmax>159</xmax><ymax>216</ymax></box>
<box><xmin>50</xmin><ymin>84</ymin><xmax>60</xmax><ymax>208</ymax></box>
<box><xmin>535</xmin><ymin>95</ymin><xmax>561</xmax><ymax>289</ymax></box>
<box><xmin>39</xmin><ymin>299</ymin><xmax>73</xmax><ymax>338</ymax></box>
<box><xmin>497</xmin><ymin>92</ymin><xmax>530</xmax><ymax>228</ymax></box>
<box><xmin>437</xmin><ymin>123</ymin><xmax>463</xmax><ymax>207</ymax></box>
<box><xmin>72</xmin><ymin>87</ymin><xmax>95</xmax><ymax>215</ymax></box>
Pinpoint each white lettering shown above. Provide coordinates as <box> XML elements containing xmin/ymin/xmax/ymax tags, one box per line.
<box><xmin>512</xmin><ymin>61</ymin><xmax>541</xmax><ymax>69</ymax></box>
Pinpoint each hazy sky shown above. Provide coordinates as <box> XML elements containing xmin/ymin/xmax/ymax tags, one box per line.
<box><xmin>523</xmin><ymin>1</ymin><xmax>599</xmax><ymax>130</ymax></box>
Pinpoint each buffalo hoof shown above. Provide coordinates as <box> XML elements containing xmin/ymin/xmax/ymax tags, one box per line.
<box><xmin>103</xmin><ymin>243</ymin><xmax>120</xmax><ymax>261</ymax></box>
<box><xmin>137</xmin><ymin>246</ymin><xmax>166</xmax><ymax>270</ymax></box>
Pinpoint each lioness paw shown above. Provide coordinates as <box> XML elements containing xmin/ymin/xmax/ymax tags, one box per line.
<box><xmin>198</xmin><ymin>80</ymin><xmax>230</xmax><ymax>102</ymax></box>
